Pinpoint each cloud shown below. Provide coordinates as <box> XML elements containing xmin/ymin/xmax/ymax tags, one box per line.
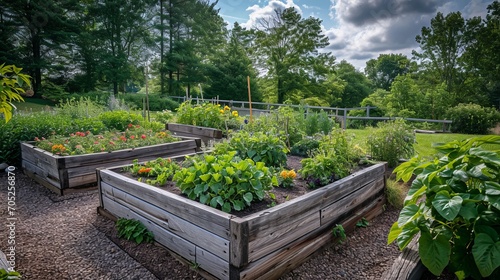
<box><xmin>243</xmin><ymin>0</ymin><xmax>302</xmax><ymax>28</ymax></box>
<box><xmin>331</xmin><ymin>0</ymin><xmax>442</xmax><ymax>27</ymax></box>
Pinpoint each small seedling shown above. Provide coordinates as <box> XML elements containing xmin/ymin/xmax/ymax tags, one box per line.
<box><xmin>332</xmin><ymin>224</ymin><xmax>346</xmax><ymax>244</ymax></box>
<box><xmin>356</xmin><ymin>217</ymin><xmax>369</xmax><ymax>228</ymax></box>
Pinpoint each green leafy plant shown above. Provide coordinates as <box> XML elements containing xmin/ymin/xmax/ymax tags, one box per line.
<box><xmin>389</xmin><ymin>136</ymin><xmax>500</xmax><ymax>279</ymax></box>
<box><xmin>116</xmin><ymin>218</ymin><xmax>154</xmax><ymax>244</ymax></box>
<box><xmin>332</xmin><ymin>224</ymin><xmax>347</xmax><ymax>244</ymax></box>
<box><xmin>300</xmin><ymin>129</ymin><xmax>359</xmax><ymax>188</ymax></box>
<box><xmin>356</xmin><ymin>218</ymin><xmax>369</xmax><ymax>228</ymax></box>
<box><xmin>290</xmin><ymin>137</ymin><xmax>320</xmax><ymax>157</ymax></box>
<box><xmin>173</xmin><ymin>152</ymin><xmax>278</xmax><ymax>213</ymax></box>
<box><xmin>124</xmin><ymin>157</ymin><xmax>181</xmax><ymax>186</ymax></box>
<box><xmin>98</xmin><ymin>111</ymin><xmax>143</xmax><ymax>131</ymax></box>
<box><xmin>175</xmin><ymin>101</ymin><xmax>241</xmax><ymax>131</ymax></box>
<box><xmin>215</xmin><ymin>131</ymin><xmax>289</xmax><ymax>168</ymax></box>
<box><xmin>0</xmin><ymin>268</ymin><xmax>21</xmax><ymax>280</ymax></box>
<box><xmin>0</xmin><ymin>63</ymin><xmax>31</xmax><ymax>123</ymax></box>
<box><xmin>367</xmin><ymin>119</ymin><xmax>415</xmax><ymax>167</ymax></box>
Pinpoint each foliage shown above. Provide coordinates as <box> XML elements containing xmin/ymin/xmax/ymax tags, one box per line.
<box><xmin>304</xmin><ymin>110</ymin><xmax>335</xmax><ymax>136</ymax></box>
<box><xmin>152</xmin><ymin>110</ymin><xmax>174</xmax><ymax>124</ymax></box>
<box><xmin>124</xmin><ymin>157</ymin><xmax>181</xmax><ymax>186</ymax></box>
<box><xmin>40</xmin><ymin>80</ymin><xmax>70</xmax><ymax>102</ymax></box>
<box><xmin>116</xmin><ymin>218</ymin><xmax>154</xmax><ymax>244</ymax></box>
<box><xmin>34</xmin><ymin>125</ymin><xmax>179</xmax><ymax>155</ymax></box>
<box><xmin>0</xmin><ymin>64</ymin><xmax>31</xmax><ymax>123</ymax></box>
<box><xmin>278</xmin><ymin>169</ymin><xmax>296</xmax><ymax>188</ymax></box>
<box><xmin>172</xmin><ymin>153</ymin><xmax>278</xmax><ymax>213</ymax></box>
<box><xmin>175</xmin><ymin>101</ymin><xmax>241</xmax><ymax>131</ymax></box>
<box><xmin>98</xmin><ymin>111</ymin><xmax>143</xmax><ymax>131</ymax></box>
<box><xmin>367</xmin><ymin>120</ymin><xmax>415</xmax><ymax>167</ymax></box>
<box><xmin>389</xmin><ymin>136</ymin><xmax>500</xmax><ymax>279</ymax></box>
<box><xmin>332</xmin><ymin>224</ymin><xmax>347</xmax><ymax>244</ymax></box>
<box><xmin>365</xmin><ymin>54</ymin><xmax>412</xmax><ymax>91</ymax></box>
<box><xmin>356</xmin><ymin>218</ymin><xmax>369</xmax><ymax>228</ymax></box>
<box><xmin>300</xmin><ymin>129</ymin><xmax>360</xmax><ymax>188</ymax></box>
<box><xmin>446</xmin><ymin>103</ymin><xmax>500</xmax><ymax>135</ymax></box>
<box><xmin>0</xmin><ymin>268</ymin><xmax>21</xmax><ymax>280</ymax></box>
<box><xmin>290</xmin><ymin>137</ymin><xmax>320</xmax><ymax>157</ymax></box>
<box><xmin>120</xmin><ymin>94</ymin><xmax>180</xmax><ymax>112</ymax></box>
<box><xmin>334</xmin><ymin>60</ymin><xmax>373</xmax><ymax>108</ymax></box>
<box><xmin>56</xmin><ymin>97</ymin><xmax>107</xmax><ymax>119</ymax></box>
<box><xmin>214</xmin><ymin>131</ymin><xmax>289</xmax><ymax>168</ymax></box>
<box><xmin>385</xmin><ymin>179</ymin><xmax>409</xmax><ymax>209</ymax></box>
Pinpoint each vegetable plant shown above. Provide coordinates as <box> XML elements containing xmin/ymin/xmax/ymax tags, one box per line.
<box><xmin>389</xmin><ymin>136</ymin><xmax>500</xmax><ymax>279</ymax></box>
<box><xmin>124</xmin><ymin>157</ymin><xmax>180</xmax><ymax>186</ymax></box>
<box><xmin>116</xmin><ymin>218</ymin><xmax>154</xmax><ymax>244</ymax></box>
<box><xmin>173</xmin><ymin>152</ymin><xmax>278</xmax><ymax>213</ymax></box>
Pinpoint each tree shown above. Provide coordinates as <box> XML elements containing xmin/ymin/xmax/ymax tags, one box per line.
<box><xmin>254</xmin><ymin>7</ymin><xmax>329</xmax><ymax>104</ymax></box>
<box><xmin>335</xmin><ymin>60</ymin><xmax>372</xmax><ymax>108</ymax></box>
<box><xmin>365</xmin><ymin>53</ymin><xmax>412</xmax><ymax>90</ymax></box>
<box><xmin>412</xmin><ymin>11</ymin><xmax>483</xmax><ymax>104</ymax></box>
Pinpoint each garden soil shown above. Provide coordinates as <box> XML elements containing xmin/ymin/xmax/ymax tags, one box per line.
<box><xmin>0</xmin><ymin>168</ymin><xmax>402</xmax><ymax>279</ymax></box>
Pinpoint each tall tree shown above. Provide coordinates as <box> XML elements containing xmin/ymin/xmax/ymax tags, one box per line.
<box><xmin>365</xmin><ymin>53</ymin><xmax>412</xmax><ymax>91</ymax></box>
<box><xmin>412</xmin><ymin>11</ymin><xmax>482</xmax><ymax>104</ymax></box>
<box><xmin>254</xmin><ymin>7</ymin><xmax>328</xmax><ymax>104</ymax></box>
<box><xmin>335</xmin><ymin>60</ymin><xmax>372</xmax><ymax>108</ymax></box>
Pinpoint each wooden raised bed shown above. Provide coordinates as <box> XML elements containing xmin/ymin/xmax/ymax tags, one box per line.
<box><xmin>166</xmin><ymin>123</ymin><xmax>223</xmax><ymax>145</ymax></box>
<box><xmin>21</xmin><ymin>138</ymin><xmax>201</xmax><ymax>195</ymax></box>
<box><xmin>97</xmin><ymin>162</ymin><xmax>387</xmax><ymax>280</ymax></box>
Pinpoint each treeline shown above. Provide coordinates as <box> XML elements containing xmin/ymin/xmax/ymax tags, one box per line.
<box><xmin>1</xmin><ymin>1</ymin><xmax>499</xmax><ymax>121</ymax></box>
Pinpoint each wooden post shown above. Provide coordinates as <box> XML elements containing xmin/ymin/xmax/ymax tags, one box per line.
<box><xmin>247</xmin><ymin>76</ymin><xmax>253</xmax><ymax>122</ymax></box>
<box><xmin>343</xmin><ymin>109</ymin><xmax>347</xmax><ymax>129</ymax></box>
<box><xmin>367</xmin><ymin>106</ymin><xmax>370</xmax><ymax>118</ymax></box>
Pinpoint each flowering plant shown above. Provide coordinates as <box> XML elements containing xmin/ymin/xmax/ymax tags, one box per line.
<box><xmin>278</xmin><ymin>169</ymin><xmax>296</xmax><ymax>188</ymax></box>
<box><xmin>34</xmin><ymin>124</ymin><xmax>180</xmax><ymax>155</ymax></box>
<box><xmin>176</xmin><ymin>101</ymin><xmax>241</xmax><ymax>132</ymax></box>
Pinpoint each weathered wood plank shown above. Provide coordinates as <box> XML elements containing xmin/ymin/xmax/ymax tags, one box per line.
<box><xmin>104</xmin><ymin>182</ymin><xmax>230</xmax><ymax>261</ymax></box>
<box><xmin>22</xmin><ymin>160</ymin><xmax>62</xmax><ymax>189</ymax></box>
<box><xmin>196</xmin><ymin>247</ymin><xmax>230</xmax><ymax>280</ymax></box>
<box><xmin>381</xmin><ymin>235</ymin><xmax>425</xmax><ymax>280</ymax></box>
<box><xmin>320</xmin><ymin>177</ymin><xmax>385</xmax><ymax>225</ymax></box>
<box><xmin>229</xmin><ymin>219</ymin><xmax>249</xmax><ymax>267</ymax></box>
<box><xmin>167</xmin><ymin>123</ymin><xmax>223</xmax><ymax>138</ymax></box>
<box><xmin>240</xmin><ymin>195</ymin><xmax>386</xmax><ymax>280</ymax></box>
<box><xmin>102</xmin><ymin>195</ymin><xmax>197</xmax><ymax>263</ymax></box>
<box><xmin>62</xmin><ymin>139</ymin><xmax>199</xmax><ymax>168</ymax></box>
<box><xmin>21</xmin><ymin>143</ymin><xmax>60</xmax><ymax>179</ymax></box>
<box><xmin>99</xmin><ymin>169</ymin><xmax>231</xmax><ymax>239</ymax></box>
<box><xmin>246</xmin><ymin>209</ymin><xmax>321</xmax><ymax>263</ymax></box>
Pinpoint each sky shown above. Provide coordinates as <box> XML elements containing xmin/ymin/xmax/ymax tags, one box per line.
<box><xmin>215</xmin><ymin>0</ymin><xmax>494</xmax><ymax>70</ymax></box>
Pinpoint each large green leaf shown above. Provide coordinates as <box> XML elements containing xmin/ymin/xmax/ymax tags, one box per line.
<box><xmin>199</xmin><ymin>174</ymin><xmax>211</xmax><ymax>182</ymax></box>
<box><xmin>397</xmin><ymin>204</ymin><xmax>420</xmax><ymax>226</ymax></box>
<box><xmin>387</xmin><ymin>222</ymin><xmax>402</xmax><ymax>245</ymax></box>
<box><xmin>472</xmin><ymin>233</ymin><xmax>500</xmax><ymax>277</ymax></box>
<box><xmin>431</xmin><ymin>191</ymin><xmax>463</xmax><ymax>221</ymax></box>
<box><xmin>469</xmin><ymin>148</ymin><xmax>500</xmax><ymax>166</ymax></box>
<box><xmin>484</xmin><ymin>181</ymin><xmax>500</xmax><ymax>196</ymax></box>
<box><xmin>397</xmin><ymin>224</ymin><xmax>420</xmax><ymax>250</ymax></box>
<box><xmin>419</xmin><ymin>231</ymin><xmax>451</xmax><ymax>276</ymax></box>
<box><xmin>243</xmin><ymin>192</ymin><xmax>253</xmax><ymax>204</ymax></box>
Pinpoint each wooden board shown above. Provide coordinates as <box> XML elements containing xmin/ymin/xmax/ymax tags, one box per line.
<box><xmin>196</xmin><ymin>247</ymin><xmax>230</xmax><ymax>280</ymax></box>
<box><xmin>381</xmin><ymin>235</ymin><xmax>426</xmax><ymax>280</ymax></box>
<box><xmin>99</xmin><ymin>169</ymin><xmax>231</xmax><ymax>239</ymax></box>
<box><xmin>102</xmin><ymin>182</ymin><xmax>230</xmax><ymax>261</ymax></box>
<box><xmin>167</xmin><ymin>123</ymin><xmax>223</xmax><ymax>138</ymax></box>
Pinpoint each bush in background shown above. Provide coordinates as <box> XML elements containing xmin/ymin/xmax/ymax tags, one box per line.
<box><xmin>367</xmin><ymin>119</ymin><xmax>415</xmax><ymax>167</ymax></box>
<box><xmin>446</xmin><ymin>103</ymin><xmax>500</xmax><ymax>134</ymax></box>
<box><xmin>98</xmin><ymin>111</ymin><xmax>143</xmax><ymax>131</ymax></box>
<box><xmin>120</xmin><ymin>93</ymin><xmax>179</xmax><ymax>111</ymax></box>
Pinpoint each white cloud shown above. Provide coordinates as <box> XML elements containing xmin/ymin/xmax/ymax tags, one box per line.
<box><xmin>243</xmin><ymin>0</ymin><xmax>302</xmax><ymax>29</ymax></box>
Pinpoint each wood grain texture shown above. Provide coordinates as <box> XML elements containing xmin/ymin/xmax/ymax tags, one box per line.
<box><xmin>99</xmin><ymin>169</ymin><xmax>231</xmax><ymax>239</ymax></box>
<box><xmin>196</xmin><ymin>247</ymin><xmax>230</xmax><ymax>280</ymax></box>
<box><xmin>167</xmin><ymin>123</ymin><xmax>223</xmax><ymax>138</ymax></box>
<box><xmin>381</xmin><ymin>234</ymin><xmax>425</xmax><ymax>280</ymax></box>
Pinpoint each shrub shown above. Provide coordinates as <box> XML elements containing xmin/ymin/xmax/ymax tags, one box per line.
<box><xmin>299</xmin><ymin>129</ymin><xmax>360</xmax><ymax>188</ymax></box>
<box><xmin>98</xmin><ymin>111</ymin><xmax>143</xmax><ymax>131</ymax></box>
<box><xmin>214</xmin><ymin>131</ymin><xmax>289</xmax><ymax>168</ymax></box>
<box><xmin>1</xmin><ymin>63</ymin><xmax>31</xmax><ymax>123</ymax></box>
<box><xmin>176</xmin><ymin>101</ymin><xmax>241</xmax><ymax>131</ymax></box>
<box><xmin>173</xmin><ymin>152</ymin><xmax>278</xmax><ymax>213</ymax></box>
<box><xmin>446</xmin><ymin>103</ymin><xmax>500</xmax><ymax>134</ymax></box>
<box><xmin>304</xmin><ymin>110</ymin><xmax>335</xmax><ymax>136</ymax></box>
<box><xmin>290</xmin><ymin>137</ymin><xmax>320</xmax><ymax>157</ymax></box>
<box><xmin>385</xmin><ymin>179</ymin><xmax>408</xmax><ymax>209</ymax></box>
<box><xmin>120</xmin><ymin>93</ymin><xmax>179</xmax><ymax>111</ymax></box>
<box><xmin>367</xmin><ymin>119</ymin><xmax>415</xmax><ymax>167</ymax></box>
<box><xmin>56</xmin><ymin>97</ymin><xmax>107</xmax><ymax>119</ymax></box>
<box><xmin>390</xmin><ymin>136</ymin><xmax>500</xmax><ymax>279</ymax></box>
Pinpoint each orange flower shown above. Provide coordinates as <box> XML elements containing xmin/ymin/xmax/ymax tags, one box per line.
<box><xmin>51</xmin><ymin>144</ymin><xmax>66</xmax><ymax>153</ymax></box>
<box><xmin>138</xmin><ymin>167</ymin><xmax>152</xmax><ymax>175</ymax></box>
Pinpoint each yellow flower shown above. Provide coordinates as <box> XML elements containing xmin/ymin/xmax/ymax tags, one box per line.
<box><xmin>224</xmin><ymin>105</ymin><xmax>230</xmax><ymax>111</ymax></box>
<box><xmin>232</xmin><ymin>111</ymin><xmax>238</xmax><ymax>117</ymax></box>
<box><xmin>220</xmin><ymin>109</ymin><xmax>224</xmax><ymax>114</ymax></box>
<box><xmin>287</xmin><ymin>170</ymin><xmax>297</xmax><ymax>179</ymax></box>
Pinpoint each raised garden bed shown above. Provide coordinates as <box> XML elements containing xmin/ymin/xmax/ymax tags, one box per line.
<box><xmin>21</xmin><ymin>138</ymin><xmax>201</xmax><ymax>195</ymax></box>
<box><xmin>166</xmin><ymin>123</ymin><xmax>223</xmax><ymax>145</ymax></box>
<box><xmin>97</xmin><ymin>161</ymin><xmax>387</xmax><ymax>280</ymax></box>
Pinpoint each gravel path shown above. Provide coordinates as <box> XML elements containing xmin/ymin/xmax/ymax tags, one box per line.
<box><xmin>0</xmin><ymin>170</ymin><xmax>401</xmax><ymax>279</ymax></box>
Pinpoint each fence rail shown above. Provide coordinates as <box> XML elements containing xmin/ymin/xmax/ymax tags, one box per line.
<box><xmin>170</xmin><ymin>96</ymin><xmax>452</xmax><ymax>131</ymax></box>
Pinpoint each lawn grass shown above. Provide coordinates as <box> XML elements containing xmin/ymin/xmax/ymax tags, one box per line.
<box><xmin>347</xmin><ymin>129</ymin><xmax>495</xmax><ymax>160</ymax></box>
<box><xmin>12</xmin><ymin>98</ymin><xmax>55</xmax><ymax>112</ymax></box>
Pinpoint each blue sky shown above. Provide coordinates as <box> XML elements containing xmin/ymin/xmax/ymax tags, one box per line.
<box><xmin>216</xmin><ymin>0</ymin><xmax>493</xmax><ymax>70</ymax></box>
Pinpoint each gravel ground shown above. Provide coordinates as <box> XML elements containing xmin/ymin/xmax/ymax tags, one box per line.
<box><xmin>0</xmin><ymin>169</ymin><xmax>401</xmax><ymax>279</ymax></box>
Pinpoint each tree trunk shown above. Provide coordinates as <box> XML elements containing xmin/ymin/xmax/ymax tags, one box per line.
<box><xmin>31</xmin><ymin>32</ymin><xmax>42</xmax><ymax>98</ymax></box>
<box><xmin>277</xmin><ymin>78</ymin><xmax>285</xmax><ymax>104</ymax></box>
<box><xmin>160</xmin><ymin>0</ymin><xmax>165</xmax><ymax>96</ymax></box>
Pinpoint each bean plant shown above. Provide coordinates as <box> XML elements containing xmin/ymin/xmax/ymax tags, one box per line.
<box><xmin>389</xmin><ymin>136</ymin><xmax>500</xmax><ymax>279</ymax></box>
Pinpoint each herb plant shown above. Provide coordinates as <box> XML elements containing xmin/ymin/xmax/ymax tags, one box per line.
<box><xmin>124</xmin><ymin>157</ymin><xmax>180</xmax><ymax>186</ymax></box>
<box><xmin>173</xmin><ymin>152</ymin><xmax>278</xmax><ymax>213</ymax></box>
<box><xmin>356</xmin><ymin>218</ymin><xmax>369</xmax><ymax>228</ymax></box>
<box><xmin>332</xmin><ymin>224</ymin><xmax>347</xmax><ymax>244</ymax></box>
<box><xmin>116</xmin><ymin>218</ymin><xmax>154</xmax><ymax>244</ymax></box>
<box><xmin>389</xmin><ymin>136</ymin><xmax>500</xmax><ymax>279</ymax></box>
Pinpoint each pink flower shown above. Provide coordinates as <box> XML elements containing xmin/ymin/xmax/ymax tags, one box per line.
<box><xmin>94</xmin><ymin>141</ymin><xmax>99</xmax><ymax>144</ymax></box>
<box><xmin>34</xmin><ymin>137</ymin><xmax>40</xmax><ymax>141</ymax></box>
<box><xmin>130</xmin><ymin>135</ymin><xmax>135</xmax><ymax>140</ymax></box>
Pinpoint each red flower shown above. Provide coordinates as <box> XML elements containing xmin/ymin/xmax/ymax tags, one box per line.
<box><xmin>34</xmin><ymin>137</ymin><xmax>40</xmax><ymax>141</ymax></box>
<box><xmin>130</xmin><ymin>135</ymin><xmax>135</xmax><ymax>139</ymax></box>
<box><xmin>120</xmin><ymin>136</ymin><xmax>127</xmax><ymax>142</ymax></box>
<box><xmin>128</xmin><ymin>123</ymin><xmax>133</xmax><ymax>128</ymax></box>
<box><xmin>141</xmin><ymin>134</ymin><xmax>146</xmax><ymax>139</ymax></box>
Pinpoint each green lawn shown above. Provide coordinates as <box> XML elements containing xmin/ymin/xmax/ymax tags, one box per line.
<box><xmin>12</xmin><ymin>98</ymin><xmax>55</xmax><ymax>112</ymax></box>
<box><xmin>347</xmin><ymin>129</ymin><xmax>494</xmax><ymax>159</ymax></box>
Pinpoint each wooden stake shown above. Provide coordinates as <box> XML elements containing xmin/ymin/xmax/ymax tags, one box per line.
<box><xmin>247</xmin><ymin>76</ymin><xmax>253</xmax><ymax>122</ymax></box>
